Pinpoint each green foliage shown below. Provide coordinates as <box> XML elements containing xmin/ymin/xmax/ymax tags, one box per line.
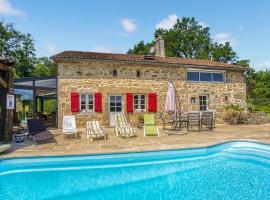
<box><xmin>128</xmin><ymin>17</ymin><xmax>247</xmax><ymax>65</ymax></box>
<box><xmin>246</xmin><ymin>70</ymin><xmax>270</xmax><ymax>113</ymax></box>
<box><xmin>32</xmin><ymin>57</ymin><xmax>57</xmax><ymax>76</ymax></box>
<box><xmin>44</xmin><ymin>99</ymin><xmax>57</xmax><ymax>113</ymax></box>
<box><xmin>127</xmin><ymin>41</ymin><xmax>154</xmax><ymax>55</ymax></box>
<box><xmin>225</xmin><ymin>104</ymin><xmax>244</xmax><ymax>112</ymax></box>
<box><xmin>155</xmin><ymin>17</ymin><xmax>212</xmax><ymax>59</ymax></box>
<box><xmin>0</xmin><ymin>21</ymin><xmax>36</xmax><ymax>77</ymax></box>
<box><xmin>224</xmin><ymin>104</ymin><xmax>245</xmax><ymax>124</ymax></box>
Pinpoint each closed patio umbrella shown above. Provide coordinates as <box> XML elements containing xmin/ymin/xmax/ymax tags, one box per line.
<box><xmin>165</xmin><ymin>81</ymin><xmax>177</xmax><ymax>115</ymax></box>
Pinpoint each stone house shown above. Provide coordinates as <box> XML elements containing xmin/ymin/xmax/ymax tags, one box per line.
<box><xmin>52</xmin><ymin>37</ymin><xmax>247</xmax><ymax>128</ymax></box>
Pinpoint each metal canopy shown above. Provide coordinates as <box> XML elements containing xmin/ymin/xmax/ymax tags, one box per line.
<box><xmin>14</xmin><ymin>76</ymin><xmax>56</xmax><ymax>91</ymax></box>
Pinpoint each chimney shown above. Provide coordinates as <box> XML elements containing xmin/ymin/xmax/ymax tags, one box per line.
<box><xmin>154</xmin><ymin>35</ymin><xmax>165</xmax><ymax>58</ymax></box>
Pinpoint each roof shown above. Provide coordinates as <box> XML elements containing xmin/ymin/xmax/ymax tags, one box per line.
<box><xmin>51</xmin><ymin>51</ymin><xmax>247</xmax><ymax>70</ymax></box>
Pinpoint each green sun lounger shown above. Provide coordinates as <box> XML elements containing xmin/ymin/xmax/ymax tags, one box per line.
<box><xmin>144</xmin><ymin>114</ymin><xmax>159</xmax><ymax>136</ymax></box>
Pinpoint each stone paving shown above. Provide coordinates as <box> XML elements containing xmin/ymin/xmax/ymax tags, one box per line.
<box><xmin>1</xmin><ymin>124</ymin><xmax>270</xmax><ymax>158</ymax></box>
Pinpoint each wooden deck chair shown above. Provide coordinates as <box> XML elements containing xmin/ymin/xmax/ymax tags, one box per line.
<box><xmin>144</xmin><ymin>114</ymin><xmax>159</xmax><ymax>136</ymax></box>
<box><xmin>201</xmin><ymin>112</ymin><xmax>214</xmax><ymax>131</ymax></box>
<box><xmin>187</xmin><ymin>112</ymin><xmax>201</xmax><ymax>132</ymax></box>
<box><xmin>86</xmin><ymin>121</ymin><xmax>107</xmax><ymax>141</ymax></box>
<box><xmin>114</xmin><ymin>114</ymin><xmax>136</xmax><ymax>138</ymax></box>
<box><xmin>62</xmin><ymin>116</ymin><xmax>78</xmax><ymax>138</ymax></box>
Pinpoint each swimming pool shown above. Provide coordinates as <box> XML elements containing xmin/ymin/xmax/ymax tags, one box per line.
<box><xmin>0</xmin><ymin>141</ymin><xmax>270</xmax><ymax>200</ymax></box>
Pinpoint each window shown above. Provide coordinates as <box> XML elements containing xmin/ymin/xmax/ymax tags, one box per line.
<box><xmin>187</xmin><ymin>72</ymin><xmax>199</xmax><ymax>81</ymax></box>
<box><xmin>80</xmin><ymin>94</ymin><xmax>94</xmax><ymax>112</ymax></box>
<box><xmin>213</xmin><ymin>73</ymin><xmax>224</xmax><ymax>82</ymax></box>
<box><xmin>187</xmin><ymin>71</ymin><xmax>224</xmax><ymax>82</ymax></box>
<box><xmin>134</xmin><ymin>94</ymin><xmax>146</xmax><ymax>111</ymax></box>
<box><xmin>199</xmin><ymin>95</ymin><xmax>207</xmax><ymax>111</ymax></box>
<box><xmin>200</xmin><ymin>72</ymin><xmax>212</xmax><ymax>82</ymax></box>
<box><xmin>191</xmin><ymin>97</ymin><xmax>196</xmax><ymax>104</ymax></box>
<box><xmin>112</xmin><ymin>69</ymin><xmax>117</xmax><ymax>77</ymax></box>
<box><xmin>136</xmin><ymin>70</ymin><xmax>141</xmax><ymax>77</ymax></box>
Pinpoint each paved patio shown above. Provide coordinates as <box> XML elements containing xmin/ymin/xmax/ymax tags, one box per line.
<box><xmin>1</xmin><ymin>124</ymin><xmax>270</xmax><ymax>158</ymax></box>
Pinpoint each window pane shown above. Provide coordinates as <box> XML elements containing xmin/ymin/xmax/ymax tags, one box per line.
<box><xmin>81</xmin><ymin>104</ymin><xmax>86</xmax><ymax>110</ymax></box>
<box><xmin>134</xmin><ymin>99</ymin><xmax>139</xmax><ymax>105</ymax></box>
<box><xmin>110</xmin><ymin>106</ymin><xmax>115</xmax><ymax>112</ymax></box>
<box><xmin>116</xmin><ymin>106</ymin><xmax>122</xmax><ymax>112</ymax></box>
<box><xmin>116</xmin><ymin>96</ymin><xmax>122</xmax><ymax>102</ymax></box>
<box><xmin>212</xmin><ymin>73</ymin><xmax>224</xmax><ymax>82</ymax></box>
<box><xmin>134</xmin><ymin>104</ymin><xmax>138</xmax><ymax>109</ymax></box>
<box><xmin>134</xmin><ymin>95</ymin><xmax>138</xmax><ymax>100</ymax></box>
<box><xmin>141</xmin><ymin>105</ymin><xmax>145</xmax><ymax>109</ymax></box>
<box><xmin>200</xmin><ymin>72</ymin><xmax>212</xmax><ymax>82</ymax></box>
<box><xmin>187</xmin><ymin>72</ymin><xmax>199</xmax><ymax>81</ymax></box>
<box><xmin>140</xmin><ymin>95</ymin><xmax>145</xmax><ymax>100</ymax></box>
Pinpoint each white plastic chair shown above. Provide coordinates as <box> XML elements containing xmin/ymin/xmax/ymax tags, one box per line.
<box><xmin>62</xmin><ymin>115</ymin><xmax>78</xmax><ymax>138</ymax></box>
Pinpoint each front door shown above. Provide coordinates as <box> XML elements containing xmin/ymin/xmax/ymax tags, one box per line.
<box><xmin>109</xmin><ymin>95</ymin><xmax>123</xmax><ymax>126</ymax></box>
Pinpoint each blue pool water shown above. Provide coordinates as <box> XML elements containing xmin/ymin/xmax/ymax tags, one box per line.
<box><xmin>0</xmin><ymin>141</ymin><xmax>270</xmax><ymax>200</ymax></box>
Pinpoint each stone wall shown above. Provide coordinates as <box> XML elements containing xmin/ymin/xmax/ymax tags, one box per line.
<box><xmin>57</xmin><ymin>60</ymin><xmax>246</xmax><ymax>128</ymax></box>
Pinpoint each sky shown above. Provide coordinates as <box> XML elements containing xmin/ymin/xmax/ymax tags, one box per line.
<box><xmin>0</xmin><ymin>0</ymin><xmax>270</xmax><ymax>71</ymax></box>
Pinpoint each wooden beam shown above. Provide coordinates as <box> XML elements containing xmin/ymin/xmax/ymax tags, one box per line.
<box><xmin>0</xmin><ymin>76</ymin><xmax>7</xmax><ymax>88</ymax></box>
<box><xmin>0</xmin><ymin>64</ymin><xmax>13</xmax><ymax>71</ymax></box>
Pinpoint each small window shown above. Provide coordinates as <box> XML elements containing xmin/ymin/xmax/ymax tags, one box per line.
<box><xmin>187</xmin><ymin>72</ymin><xmax>199</xmax><ymax>81</ymax></box>
<box><xmin>225</xmin><ymin>96</ymin><xmax>229</xmax><ymax>102</ymax></box>
<box><xmin>200</xmin><ymin>72</ymin><xmax>212</xmax><ymax>82</ymax></box>
<box><xmin>191</xmin><ymin>97</ymin><xmax>196</xmax><ymax>104</ymax></box>
<box><xmin>136</xmin><ymin>70</ymin><xmax>141</xmax><ymax>77</ymax></box>
<box><xmin>133</xmin><ymin>94</ymin><xmax>146</xmax><ymax>111</ymax></box>
<box><xmin>199</xmin><ymin>95</ymin><xmax>207</xmax><ymax>111</ymax></box>
<box><xmin>80</xmin><ymin>93</ymin><xmax>94</xmax><ymax>112</ymax></box>
<box><xmin>213</xmin><ymin>73</ymin><xmax>224</xmax><ymax>82</ymax></box>
<box><xmin>112</xmin><ymin>69</ymin><xmax>117</xmax><ymax>77</ymax></box>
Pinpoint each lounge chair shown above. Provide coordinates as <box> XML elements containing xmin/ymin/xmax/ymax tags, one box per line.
<box><xmin>201</xmin><ymin>112</ymin><xmax>214</xmax><ymax>131</ymax></box>
<box><xmin>187</xmin><ymin>112</ymin><xmax>201</xmax><ymax>132</ymax></box>
<box><xmin>0</xmin><ymin>144</ymin><xmax>11</xmax><ymax>154</ymax></box>
<box><xmin>144</xmin><ymin>114</ymin><xmax>159</xmax><ymax>136</ymax></box>
<box><xmin>62</xmin><ymin>116</ymin><xmax>78</xmax><ymax>138</ymax></box>
<box><xmin>27</xmin><ymin>119</ymin><xmax>55</xmax><ymax>146</ymax></box>
<box><xmin>114</xmin><ymin>114</ymin><xmax>136</xmax><ymax>138</ymax></box>
<box><xmin>86</xmin><ymin>121</ymin><xmax>107</xmax><ymax>141</ymax></box>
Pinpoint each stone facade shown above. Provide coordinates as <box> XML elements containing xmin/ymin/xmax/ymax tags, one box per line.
<box><xmin>57</xmin><ymin>60</ymin><xmax>246</xmax><ymax>128</ymax></box>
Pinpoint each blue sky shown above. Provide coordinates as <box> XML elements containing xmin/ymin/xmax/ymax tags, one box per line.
<box><xmin>0</xmin><ymin>0</ymin><xmax>270</xmax><ymax>70</ymax></box>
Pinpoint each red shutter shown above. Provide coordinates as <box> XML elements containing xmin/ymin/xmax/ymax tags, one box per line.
<box><xmin>126</xmin><ymin>93</ymin><xmax>133</xmax><ymax>113</ymax></box>
<box><xmin>94</xmin><ymin>92</ymin><xmax>102</xmax><ymax>112</ymax></box>
<box><xmin>148</xmin><ymin>93</ymin><xmax>157</xmax><ymax>112</ymax></box>
<box><xmin>70</xmin><ymin>92</ymin><xmax>79</xmax><ymax>112</ymax></box>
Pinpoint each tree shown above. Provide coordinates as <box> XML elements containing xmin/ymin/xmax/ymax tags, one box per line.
<box><xmin>0</xmin><ymin>21</ymin><xmax>36</xmax><ymax>77</ymax></box>
<box><xmin>127</xmin><ymin>41</ymin><xmax>154</xmax><ymax>55</ymax></box>
<box><xmin>246</xmin><ymin>70</ymin><xmax>270</xmax><ymax>113</ymax></box>
<box><xmin>32</xmin><ymin>57</ymin><xmax>57</xmax><ymax>76</ymax></box>
<box><xmin>128</xmin><ymin>17</ymin><xmax>246</xmax><ymax>65</ymax></box>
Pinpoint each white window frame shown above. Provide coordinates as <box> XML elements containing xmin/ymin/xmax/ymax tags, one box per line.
<box><xmin>80</xmin><ymin>93</ymin><xmax>94</xmax><ymax>112</ymax></box>
<box><xmin>199</xmin><ymin>95</ymin><xmax>208</xmax><ymax>111</ymax></box>
<box><xmin>133</xmin><ymin>94</ymin><xmax>146</xmax><ymax>112</ymax></box>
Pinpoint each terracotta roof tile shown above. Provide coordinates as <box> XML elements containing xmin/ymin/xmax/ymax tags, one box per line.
<box><xmin>51</xmin><ymin>51</ymin><xmax>246</xmax><ymax>70</ymax></box>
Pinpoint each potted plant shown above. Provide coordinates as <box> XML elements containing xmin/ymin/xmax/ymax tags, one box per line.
<box><xmin>137</xmin><ymin>114</ymin><xmax>144</xmax><ymax>128</ymax></box>
<box><xmin>224</xmin><ymin>104</ymin><xmax>244</xmax><ymax>125</ymax></box>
